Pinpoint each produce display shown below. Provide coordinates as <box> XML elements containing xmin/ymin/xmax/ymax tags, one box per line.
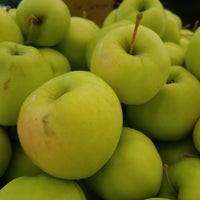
<box><xmin>0</xmin><ymin>0</ymin><xmax>200</xmax><ymax>199</ymax></box>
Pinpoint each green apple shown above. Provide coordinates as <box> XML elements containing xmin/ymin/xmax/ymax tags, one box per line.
<box><xmin>164</xmin><ymin>41</ymin><xmax>185</xmax><ymax>66</ymax></box>
<box><xmin>180</xmin><ymin>28</ymin><xmax>193</xmax><ymax>50</ymax></box>
<box><xmin>185</xmin><ymin>27</ymin><xmax>200</xmax><ymax>80</ymax></box>
<box><xmin>192</xmin><ymin>117</ymin><xmax>200</xmax><ymax>152</ymax></box>
<box><xmin>85</xmin><ymin>126</ymin><xmax>163</xmax><ymax>200</ymax></box>
<box><xmin>0</xmin><ymin>127</ymin><xmax>12</xmax><ymax>177</ymax></box>
<box><xmin>17</xmin><ymin>71</ymin><xmax>123</xmax><ymax>179</ymax></box>
<box><xmin>158</xmin><ymin>157</ymin><xmax>200</xmax><ymax>199</ymax></box>
<box><xmin>126</xmin><ymin>65</ymin><xmax>200</xmax><ymax>141</ymax></box>
<box><xmin>155</xmin><ymin>134</ymin><xmax>199</xmax><ymax>165</ymax></box>
<box><xmin>16</xmin><ymin>0</ymin><xmax>71</xmax><ymax>47</ymax></box>
<box><xmin>161</xmin><ymin>9</ymin><xmax>181</xmax><ymax>44</ymax></box>
<box><xmin>0</xmin><ymin>173</ymin><xmax>86</xmax><ymax>199</ymax></box>
<box><xmin>88</xmin><ymin>23</ymin><xmax>170</xmax><ymax>104</ymax></box>
<box><xmin>4</xmin><ymin>142</ymin><xmax>43</xmax><ymax>183</ymax></box>
<box><xmin>102</xmin><ymin>9</ymin><xmax>118</xmax><ymax>27</ymax></box>
<box><xmin>0</xmin><ymin>41</ymin><xmax>54</xmax><ymax>126</ymax></box>
<box><xmin>55</xmin><ymin>16</ymin><xmax>99</xmax><ymax>71</ymax></box>
<box><xmin>114</xmin><ymin>0</ymin><xmax>167</xmax><ymax>36</ymax></box>
<box><xmin>144</xmin><ymin>198</ymin><xmax>172</xmax><ymax>200</ymax></box>
<box><xmin>0</xmin><ymin>7</ymin><xmax>23</xmax><ymax>43</ymax></box>
<box><xmin>6</xmin><ymin>7</ymin><xmax>17</xmax><ymax>21</ymax></box>
<box><xmin>38</xmin><ymin>47</ymin><xmax>71</xmax><ymax>77</ymax></box>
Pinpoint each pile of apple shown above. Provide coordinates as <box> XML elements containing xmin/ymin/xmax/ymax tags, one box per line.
<box><xmin>0</xmin><ymin>0</ymin><xmax>200</xmax><ymax>199</ymax></box>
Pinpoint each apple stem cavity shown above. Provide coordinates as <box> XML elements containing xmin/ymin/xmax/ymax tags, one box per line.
<box><xmin>163</xmin><ymin>164</ymin><xmax>177</xmax><ymax>197</ymax></box>
<box><xmin>129</xmin><ymin>12</ymin><xmax>143</xmax><ymax>55</ymax></box>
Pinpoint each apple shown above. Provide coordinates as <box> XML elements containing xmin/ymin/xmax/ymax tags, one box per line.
<box><xmin>161</xmin><ymin>9</ymin><xmax>181</xmax><ymax>44</ymax></box>
<box><xmin>17</xmin><ymin>71</ymin><xmax>123</xmax><ymax>179</ymax></box>
<box><xmin>15</xmin><ymin>0</ymin><xmax>71</xmax><ymax>47</ymax></box>
<box><xmin>158</xmin><ymin>157</ymin><xmax>200</xmax><ymax>199</ymax></box>
<box><xmin>144</xmin><ymin>198</ymin><xmax>172</xmax><ymax>200</ymax></box>
<box><xmin>192</xmin><ymin>117</ymin><xmax>200</xmax><ymax>153</ymax></box>
<box><xmin>126</xmin><ymin>65</ymin><xmax>200</xmax><ymax>141</ymax></box>
<box><xmin>0</xmin><ymin>6</ymin><xmax>23</xmax><ymax>43</ymax></box>
<box><xmin>180</xmin><ymin>28</ymin><xmax>193</xmax><ymax>50</ymax></box>
<box><xmin>55</xmin><ymin>16</ymin><xmax>99</xmax><ymax>71</ymax></box>
<box><xmin>114</xmin><ymin>0</ymin><xmax>167</xmax><ymax>37</ymax></box>
<box><xmin>85</xmin><ymin>126</ymin><xmax>163</xmax><ymax>200</ymax></box>
<box><xmin>87</xmin><ymin>20</ymin><xmax>170</xmax><ymax>105</ymax></box>
<box><xmin>4</xmin><ymin>141</ymin><xmax>43</xmax><ymax>183</ymax></box>
<box><xmin>164</xmin><ymin>41</ymin><xmax>185</xmax><ymax>66</ymax></box>
<box><xmin>0</xmin><ymin>127</ymin><xmax>12</xmax><ymax>177</ymax></box>
<box><xmin>185</xmin><ymin>27</ymin><xmax>200</xmax><ymax>80</ymax></box>
<box><xmin>38</xmin><ymin>47</ymin><xmax>71</xmax><ymax>77</ymax></box>
<box><xmin>102</xmin><ymin>8</ymin><xmax>118</xmax><ymax>27</ymax></box>
<box><xmin>0</xmin><ymin>41</ymin><xmax>54</xmax><ymax>126</ymax></box>
<box><xmin>0</xmin><ymin>173</ymin><xmax>87</xmax><ymax>199</ymax></box>
<box><xmin>6</xmin><ymin>7</ymin><xmax>17</xmax><ymax>21</ymax></box>
<box><xmin>155</xmin><ymin>134</ymin><xmax>199</xmax><ymax>165</ymax></box>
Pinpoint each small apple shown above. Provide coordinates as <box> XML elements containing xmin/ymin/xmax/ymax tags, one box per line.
<box><xmin>185</xmin><ymin>27</ymin><xmax>200</xmax><ymax>80</ymax></box>
<box><xmin>0</xmin><ymin>41</ymin><xmax>54</xmax><ymax>126</ymax></box>
<box><xmin>102</xmin><ymin>9</ymin><xmax>118</xmax><ymax>27</ymax></box>
<box><xmin>4</xmin><ymin>142</ymin><xmax>43</xmax><ymax>183</ymax></box>
<box><xmin>16</xmin><ymin>0</ymin><xmax>71</xmax><ymax>47</ymax></box>
<box><xmin>0</xmin><ymin>173</ymin><xmax>87</xmax><ymax>199</ymax></box>
<box><xmin>85</xmin><ymin>126</ymin><xmax>163</xmax><ymax>200</ymax></box>
<box><xmin>0</xmin><ymin>6</ymin><xmax>23</xmax><ymax>43</ymax></box>
<box><xmin>6</xmin><ymin>7</ymin><xmax>17</xmax><ymax>21</ymax></box>
<box><xmin>126</xmin><ymin>65</ymin><xmax>200</xmax><ymax>141</ymax></box>
<box><xmin>17</xmin><ymin>71</ymin><xmax>123</xmax><ymax>179</ymax></box>
<box><xmin>88</xmin><ymin>19</ymin><xmax>170</xmax><ymax>104</ymax></box>
<box><xmin>38</xmin><ymin>47</ymin><xmax>71</xmax><ymax>77</ymax></box>
<box><xmin>55</xmin><ymin>16</ymin><xmax>99</xmax><ymax>71</ymax></box>
<box><xmin>164</xmin><ymin>41</ymin><xmax>185</xmax><ymax>66</ymax></box>
<box><xmin>180</xmin><ymin>28</ymin><xmax>193</xmax><ymax>50</ymax></box>
<box><xmin>114</xmin><ymin>0</ymin><xmax>167</xmax><ymax>37</ymax></box>
<box><xmin>158</xmin><ymin>157</ymin><xmax>200</xmax><ymax>199</ymax></box>
<box><xmin>0</xmin><ymin>127</ymin><xmax>12</xmax><ymax>177</ymax></box>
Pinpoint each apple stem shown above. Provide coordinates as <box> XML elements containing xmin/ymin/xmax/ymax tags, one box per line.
<box><xmin>129</xmin><ymin>12</ymin><xmax>143</xmax><ymax>55</ymax></box>
<box><xmin>163</xmin><ymin>164</ymin><xmax>177</xmax><ymax>197</ymax></box>
<box><xmin>192</xmin><ymin>20</ymin><xmax>199</xmax><ymax>32</ymax></box>
<box><xmin>82</xmin><ymin>10</ymin><xmax>87</xmax><ymax>19</ymax></box>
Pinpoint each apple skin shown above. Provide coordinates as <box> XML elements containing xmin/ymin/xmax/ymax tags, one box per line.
<box><xmin>102</xmin><ymin>9</ymin><xmax>118</xmax><ymax>27</ymax></box>
<box><xmin>126</xmin><ymin>65</ymin><xmax>200</xmax><ymax>141</ymax></box>
<box><xmin>15</xmin><ymin>0</ymin><xmax>71</xmax><ymax>47</ymax></box>
<box><xmin>114</xmin><ymin>0</ymin><xmax>167</xmax><ymax>37</ymax></box>
<box><xmin>192</xmin><ymin>117</ymin><xmax>200</xmax><ymax>153</ymax></box>
<box><xmin>85</xmin><ymin>126</ymin><xmax>163</xmax><ymax>200</ymax></box>
<box><xmin>185</xmin><ymin>27</ymin><xmax>200</xmax><ymax>80</ymax></box>
<box><xmin>88</xmin><ymin>24</ymin><xmax>170</xmax><ymax>105</ymax></box>
<box><xmin>0</xmin><ymin>127</ymin><xmax>12</xmax><ymax>177</ymax></box>
<box><xmin>0</xmin><ymin>41</ymin><xmax>54</xmax><ymax>126</ymax></box>
<box><xmin>158</xmin><ymin>157</ymin><xmax>200</xmax><ymax>200</ymax></box>
<box><xmin>17</xmin><ymin>71</ymin><xmax>123</xmax><ymax>179</ymax></box>
<box><xmin>144</xmin><ymin>198</ymin><xmax>172</xmax><ymax>200</ymax></box>
<box><xmin>38</xmin><ymin>47</ymin><xmax>71</xmax><ymax>77</ymax></box>
<box><xmin>0</xmin><ymin>7</ymin><xmax>24</xmax><ymax>43</ymax></box>
<box><xmin>55</xmin><ymin>16</ymin><xmax>99</xmax><ymax>71</ymax></box>
<box><xmin>0</xmin><ymin>173</ymin><xmax>86</xmax><ymax>200</ymax></box>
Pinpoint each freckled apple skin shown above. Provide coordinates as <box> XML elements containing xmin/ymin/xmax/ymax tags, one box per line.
<box><xmin>17</xmin><ymin>71</ymin><xmax>123</xmax><ymax>179</ymax></box>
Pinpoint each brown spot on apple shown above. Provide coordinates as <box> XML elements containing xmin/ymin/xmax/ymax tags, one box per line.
<box><xmin>3</xmin><ymin>77</ymin><xmax>11</xmax><ymax>90</ymax></box>
<box><xmin>42</xmin><ymin>114</ymin><xmax>55</xmax><ymax>137</ymax></box>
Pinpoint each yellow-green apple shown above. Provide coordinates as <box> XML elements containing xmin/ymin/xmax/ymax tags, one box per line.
<box><xmin>192</xmin><ymin>117</ymin><xmax>200</xmax><ymax>153</ymax></box>
<box><xmin>158</xmin><ymin>157</ymin><xmax>200</xmax><ymax>199</ymax></box>
<box><xmin>0</xmin><ymin>127</ymin><xmax>12</xmax><ymax>177</ymax></box>
<box><xmin>155</xmin><ymin>134</ymin><xmax>199</xmax><ymax>165</ymax></box>
<box><xmin>0</xmin><ymin>7</ymin><xmax>23</xmax><ymax>43</ymax></box>
<box><xmin>85</xmin><ymin>126</ymin><xmax>163</xmax><ymax>200</ymax></box>
<box><xmin>0</xmin><ymin>173</ymin><xmax>86</xmax><ymax>199</ymax></box>
<box><xmin>180</xmin><ymin>28</ymin><xmax>193</xmax><ymax>50</ymax></box>
<box><xmin>102</xmin><ymin>9</ymin><xmax>118</xmax><ymax>27</ymax></box>
<box><xmin>114</xmin><ymin>0</ymin><xmax>167</xmax><ymax>37</ymax></box>
<box><xmin>126</xmin><ymin>65</ymin><xmax>200</xmax><ymax>141</ymax></box>
<box><xmin>38</xmin><ymin>47</ymin><xmax>71</xmax><ymax>77</ymax></box>
<box><xmin>0</xmin><ymin>41</ymin><xmax>54</xmax><ymax>126</ymax></box>
<box><xmin>6</xmin><ymin>7</ymin><xmax>17</xmax><ymax>21</ymax></box>
<box><xmin>161</xmin><ymin>9</ymin><xmax>181</xmax><ymax>44</ymax></box>
<box><xmin>185</xmin><ymin>27</ymin><xmax>200</xmax><ymax>80</ymax></box>
<box><xmin>4</xmin><ymin>142</ymin><xmax>43</xmax><ymax>183</ymax></box>
<box><xmin>15</xmin><ymin>0</ymin><xmax>71</xmax><ymax>47</ymax></box>
<box><xmin>88</xmin><ymin>22</ymin><xmax>170</xmax><ymax>104</ymax></box>
<box><xmin>164</xmin><ymin>41</ymin><xmax>185</xmax><ymax>66</ymax></box>
<box><xmin>55</xmin><ymin>16</ymin><xmax>99</xmax><ymax>71</ymax></box>
<box><xmin>17</xmin><ymin>71</ymin><xmax>123</xmax><ymax>179</ymax></box>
